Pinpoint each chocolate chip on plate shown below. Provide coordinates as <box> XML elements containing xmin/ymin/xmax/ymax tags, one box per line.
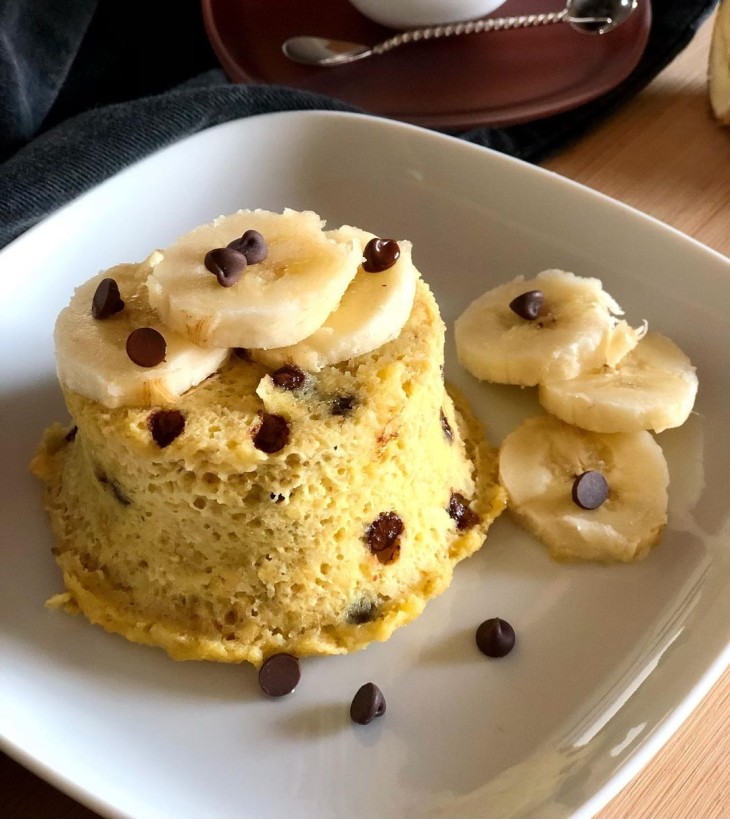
<box><xmin>572</xmin><ymin>470</ymin><xmax>609</xmax><ymax>510</ymax></box>
<box><xmin>227</xmin><ymin>229</ymin><xmax>268</xmax><ymax>264</ymax></box>
<box><xmin>272</xmin><ymin>364</ymin><xmax>306</xmax><ymax>391</ymax></box>
<box><xmin>509</xmin><ymin>290</ymin><xmax>545</xmax><ymax>321</ymax></box>
<box><xmin>363</xmin><ymin>238</ymin><xmax>400</xmax><ymax>273</ymax></box>
<box><xmin>365</xmin><ymin>512</ymin><xmax>403</xmax><ymax>565</ymax></box>
<box><xmin>148</xmin><ymin>409</ymin><xmax>185</xmax><ymax>448</ymax></box>
<box><xmin>91</xmin><ymin>277</ymin><xmax>125</xmax><ymax>320</ymax></box>
<box><xmin>252</xmin><ymin>413</ymin><xmax>290</xmax><ymax>453</ymax></box>
<box><xmin>440</xmin><ymin>409</ymin><xmax>453</xmax><ymax>442</ymax></box>
<box><xmin>126</xmin><ymin>327</ymin><xmax>166</xmax><ymax>367</ymax></box>
<box><xmin>350</xmin><ymin>682</ymin><xmax>386</xmax><ymax>725</ymax></box>
<box><xmin>258</xmin><ymin>653</ymin><xmax>301</xmax><ymax>697</ymax></box>
<box><xmin>476</xmin><ymin>618</ymin><xmax>516</xmax><ymax>658</ymax></box>
<box><xmin>204</xmin><ymin>247</ymin><xmax>247</xmax><ymax>287</ymax></box>
<box><xmin>448</xmin><ymin>492</ymin><xmax>480</xmax><ymax>530</ymax></box>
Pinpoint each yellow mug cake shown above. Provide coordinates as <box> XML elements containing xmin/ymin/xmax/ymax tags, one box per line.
<box><xmin>33</xmin><ymin>209</ymin><xmax>505</xmax><ymax>666</ymax></box>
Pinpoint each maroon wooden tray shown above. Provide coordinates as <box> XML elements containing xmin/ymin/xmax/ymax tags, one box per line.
<box><xmin>202</xmin><ymin>0</ymin><xmax>651</xmax><ymax>129</ymax></box>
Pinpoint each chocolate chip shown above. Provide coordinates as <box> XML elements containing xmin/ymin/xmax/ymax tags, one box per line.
<box><xmin>476</xmin><ymin>618</ymin><xmax>516</xmax><ymax>658</ymax></box>
<box><xmin>204</xmin><ymin>247</ymin><xmax>247</xmax><ymax>287</ymax></box>
<box><xmin>509</xmin><ymin>290</ymin><xmax>544</xmax><ymax>321</ymax></box>
<box><xmin>91</xmin><ymin>278</ymin><xmax>125</xmax><ymax>320</ymax></box>
<box><xmin>272</xmin><ymin>365</ymin><xmax>306</xmax><ymax>391</ymax></box>
<box><xmin>440</xmin><ymin>409</ymin><xmax>453</xmax><ymax>442</ymax></box>
<box><xmin>331</xmin><ymin>394</ymin><xmax>356</xmax><ymax>417</ymax></box>
<box><xmin>448</xmin><ymin>492</ymin><xmax>480</xmax><ymax>530</ymax></box>
<box><xmin>347</xmin><ymin>599</ymin><xmax>378</xmax><ymax>625</ymax></box>
<box><xmin>253</xmin><ymin>413</ymin><xmax>290</xmax><ymax>454</ymax></box>
<box><xmin>258</xmin><ymin>653</ymin><xmax>300</xmax><ymax>697</ymax></box>
<box><xmin>572</xmin><ymin>470</ymin><xmax>609</xmax><ymax>510</ymax></box>
<box><xmin>365</xmin><ymin>512</ymin><xmax>403</xmax><ymax>565</ymax></box>
<box><xmin>65</xmin><ymin>425</ymin><xmax>78</xmax><ymax>443</ymax></box>
<box><xmin>227</xmin><ymin>229</ymin><xmax>268</xmax><ymax>264</ymax></box>
<box><xmin>362</xmin><ymin>238</ymin><xmax>400</xmax><ymax>273</ymax></box>
<box><xmin>148</xmin><ymin>409</ymin><xmax>185</xmax><ymax>448</ymax></box>
<box><xmin>126</xmin><ymin>328</ymin><xmax>166</xmax><ymax>368</ymax></box>
<box><xmin>350</xmin><ymin>683</ymin><xmax>386</xmax><ymax>725</ymax></box>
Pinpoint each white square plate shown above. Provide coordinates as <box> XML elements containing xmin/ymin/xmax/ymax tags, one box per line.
<box><xmin>1</xmin><ymin>111</ymin><xmax>728</xmax><ymax>819</ymax></box>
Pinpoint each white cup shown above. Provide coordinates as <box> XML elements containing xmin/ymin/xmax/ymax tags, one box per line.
<box><xmin>348</xmin><ymin>0</ymin><xmax>509</xmax><ymax>29</ymax></box>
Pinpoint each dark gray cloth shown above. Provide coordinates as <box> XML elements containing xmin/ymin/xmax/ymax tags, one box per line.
<box><xmin>0</xmin><ymin>0</ymin><xmax>718</xmax><ymax>248</ymax></box>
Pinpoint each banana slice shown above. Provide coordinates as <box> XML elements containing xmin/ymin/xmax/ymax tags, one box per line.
<box><xmin>55</xmin><ymin>256</ymin><xmax>229</xmax><ymax>408</ymax></box>
<box><xmin>498</xmin><ymin>415</ymin><xmax>669</xmax><ymax>563</ymax></box>
<box><xmin>146</xmin><ymin>209</ymin><xmax>362</xmax><ymax>349</ymax></box>
<box><xmin>251</xmin><ymin>226</ymin><xmax>418</xmax><ymax>371</ymax></box>
<box><xmin>709</xmin><ymin>0</ymin><xmax>730</xmax><ymax>124</ymax></box>
<box><xmin>454</xmin><ymin>270</ymin><xmax>643</xmax><ymax>387</ymax></box>
<box><xmin>539</xmin><ymin>332</ymin><xmax>698</xmax><ymax>434</ymax></box>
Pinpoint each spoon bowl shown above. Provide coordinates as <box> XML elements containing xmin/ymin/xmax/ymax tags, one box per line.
<box><xmin>282</xmin><ymin>0</ymin><xmax>639</xmax><ymax>67</ymax></box>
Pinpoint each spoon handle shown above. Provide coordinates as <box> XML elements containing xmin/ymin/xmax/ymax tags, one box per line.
<box><xmin>371</xmin><ymin>10</ymin><xmax>568</xmax><ymax>56</ymax></box>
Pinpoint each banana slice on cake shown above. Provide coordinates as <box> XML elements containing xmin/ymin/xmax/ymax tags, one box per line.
<box><xmin>539</xmin><ymin>332</ymin><xmax>698</xmax><ymax>433</ymax></box>
<box><xmin>55</xmin><ymin>257</ymin><xmax>229</xmax><ymax>408</ymax></box>
<box><xmin>252</xmin><ymin>226</ymin><xmax>418</xmax><ymax>371</ymax></box>
<box><xmin>498</xmin><ymin>415</ymin><xmax>669</xmax><ymax>563</ymax></box>
<box><xmin>455</xmin><ymin>270</ymin><xmax>643</xmax><ymax>386</ymax></box>
<box><xmin>146</xmin><ymin>209</ymin><xmax>362</xmax><ymax>349</ymax></box>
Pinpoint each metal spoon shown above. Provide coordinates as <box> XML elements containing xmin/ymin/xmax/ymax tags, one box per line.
<box><xmin>282</xmin><ymin>0</ymin><xmax>638</xmax><ymax>67</ymax></box>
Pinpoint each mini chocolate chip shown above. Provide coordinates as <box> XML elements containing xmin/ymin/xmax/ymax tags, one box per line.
<box><xmin>366</xmin><ymin>512</ymin><xmax>403</xmax><ymax>565</ymax></box>
<box><xmin>476</xmin><ymin>618</ymin><xmax>516</xmax><ymax>658</ymax></box>
<box><xmin>258</xmin><ymin>653</ymin><xmax>300</xmax><ymax>697</ymax></box>
<box><xmin>233</xmin><ymin>347</ymin><xmax>251</xmax><ymax>361</ymax></box>
<box><xmin>509</xmin><ymin>290</ymin><xmax>545</xmax><ymax>321</ymax></box>
<box><xmin>363</xmin><ymin>238</ymin><xmax>400</xmax><ymax>273</ymax></box>
<box><xmin>347</xmin><ymin>599</ymin><xmax>378</xmax><ymax>625</ymax></box>
<box><xmin>331</xmin><ymin>394</ymin><xmax>356</xmax><ymax>417</ymax></box>
<box><xmin>227</xmin><ymin>229</ymin><xmax>268</xmax><ymax>264</ymax></box>
<box><xmin>448</xmin><ymin>492</ymin><xmax>480</xmax><ymax>530</ymax></box>
<box><xmin>204</xmin><ymin>247</ymin><xmax>247</xmax><ymax>287</ymax></box>
<box><xmin>253</xmin><ymin>413</ymin><xmax>290</xmax><ymax>454</ymax></box>
<box><xmin>126</xmin><ymin>328</ymin><xmax>166</xmax><ymax>368</ymax></box>
<box><xmin>91</xmin><ymin>278</ymin><xmax>125</xmax><ymax>320</ymax></box>
<box><xmin>148</xmin><ymin>409</ymin><xmax>185</xmax><ymax>448</ymax></box>
<box><xmin>440</xmin><ymin>409</ymin><xmax>453</xmax><ymax>442</ymax></box>
<box><xmin>65</xmin><ymin>425</ymin><xmax>78</xmax><ymax>443</ymax></box>
<box><xmin>350</xmin><ymin>683</ymin><xmax>386</xmax><ymax>725</ymax></box>
<box><xmin>110</xmin><ymin>481</ymin><xmax>131</xmax><ymax>506</ymax></box>
<box><xmin>572</xmin><ymin>471</ymin><xmax>609</xmax><ymax>510</ymax></box>
<box><xmin>272</xmin><ymin>365</ymin><xmax>306</xmax><ymax>391</ymax></box>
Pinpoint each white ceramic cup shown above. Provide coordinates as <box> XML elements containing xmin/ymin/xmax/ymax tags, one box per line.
<box><xmin>348</xmin><ymin>0</ymin><xmax>509</xmax><ymax>29</ymax></box>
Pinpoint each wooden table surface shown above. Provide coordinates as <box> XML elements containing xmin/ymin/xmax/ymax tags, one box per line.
<box><xmin>2</xmin><ymin>9</ymin><xmax>729</xmax><ymax>819</ymax></box>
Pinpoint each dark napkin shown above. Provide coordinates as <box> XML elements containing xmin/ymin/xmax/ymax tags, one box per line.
<box><xmin>0</xmin><ymin>0</ymin><xmax>717</xmax><ymax>248</ymax></box>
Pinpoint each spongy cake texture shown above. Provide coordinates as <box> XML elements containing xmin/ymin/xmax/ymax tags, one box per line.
<box><xmin>33</xmin><ymin>281</ymin><xmax>505</xmax><ymax>666</ymax></box>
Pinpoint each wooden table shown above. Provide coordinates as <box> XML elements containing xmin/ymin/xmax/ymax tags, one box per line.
<box><xmin>2</xmin><ymin>10</ymin><xmax>729</xmax><ymax>819</ymax></box>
